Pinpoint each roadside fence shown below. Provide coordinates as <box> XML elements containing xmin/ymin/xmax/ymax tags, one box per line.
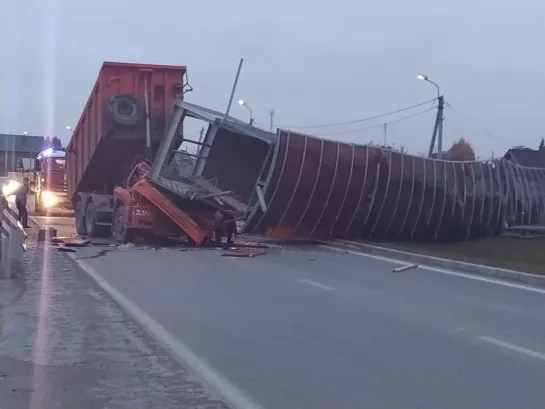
<box><xmin>0</xmin><ymin>195</ymin><xmax>27</xmax><ymax>279</ymax></box>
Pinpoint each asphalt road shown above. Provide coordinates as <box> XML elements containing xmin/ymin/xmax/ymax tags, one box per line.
<box><xmin>54</xmin><ymin>231</ymin><xmax>545</xmax><ymax>409</ymax></box>
<box><xmin>2</xmin><ymin>217</ymin><xmax>229</xmax><ymax>409</ymax></box>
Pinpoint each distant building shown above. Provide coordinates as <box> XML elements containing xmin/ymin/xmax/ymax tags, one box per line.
<box><xmin>0</xmin><ymin>133</ymin><xmax>45</xmax><ymax>175</ymax></box>
<box><xmin>503</xmin><ymin>146</ymin><xmax>545</xmax><ymax>169</ymax></box>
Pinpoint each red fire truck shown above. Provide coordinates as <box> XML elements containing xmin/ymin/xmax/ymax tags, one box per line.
<box><xmin>34</xmin><ymin>147</ymin><xmax>71</xmax><ymax>215</ymax></box>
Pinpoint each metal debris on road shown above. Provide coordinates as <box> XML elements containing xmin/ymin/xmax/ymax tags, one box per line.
<box><xmin>221</xmin><ymin>247</ymin><xmax>266</xmax><ymax>258</ymax></box>
<box><xmin>63</xmin><ymin>238</ymin><xmax>91</xmax><ymax>247</ymax></box>
<box><xmin>393</xmin><ymin>264</ymin><xmax>418</xmax><ymax>273</ymax></box>
<box><xmin>117</xmin><ymin>243</ymin><xmax>137</xmax><ymax>252</ymax></box>
<box><xmin>49</xmin><ymin>237</ymin><xmax>91</xmax><ymax>247</ymax></box>
<box><xmin>45</xmin><ymin>236</ymin><xmax>92</xmax><ymax>254</ymax></box>
<box><xmin>57</xmin><ymin>246</ymin><xmax>77</xmax><ymax>253</ymax></box>
<box><xmin>232</xmin><ymin>241</ymin><xmax>269</xmax><ymax>249</ymax></box>
<box><xmin>37</xmin><ymin>227</ymin><xmax>58</xmax><ymax>242</ymax></box>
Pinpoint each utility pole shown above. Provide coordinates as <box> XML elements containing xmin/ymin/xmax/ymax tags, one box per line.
<box><xmin>383</xmin><ymin>123</ymin><xmax>388</xmax><ymax>146</ymax></box>
<box><xmin>428</xmin><ymin>95</ymin><xmax>444</xmax><ymax>158</ymax></box>
<box><xmin>269</xmin><ymin>109</ymin><xmax>275</xmax><ymax>132</ymax></box>
<box><xmin>417</xmin><ymin>74</ymin><xmax>444</xmax><ymax>158</ymax></box>
<box><xmin>193</xmin><ymin>127</ymin><xmax>206</xmax><ymax>155</ymax></box>
<box><xmin>437</xmin><ymin>95</ymin><xmax>444</xmax><ymax>157</ymax></box>
<box><xmin>224</xmin><ymin>58</ymin><xmax>244</xmax><ymax>120</ymax></box>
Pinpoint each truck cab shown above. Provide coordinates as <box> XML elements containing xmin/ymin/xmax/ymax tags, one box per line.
<box><xmin>34</xmin><ymin>147</ymin><xmax>70</xmax><ymax>214</ymax></box>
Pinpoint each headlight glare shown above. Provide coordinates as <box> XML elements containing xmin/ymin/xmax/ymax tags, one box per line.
<box><xmin>42</xmin><ymin>191</ymin><xmax>59</xmax><ymax>208</ymax></box>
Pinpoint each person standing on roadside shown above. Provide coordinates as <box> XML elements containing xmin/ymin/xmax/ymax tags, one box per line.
<box><xmin>213</xmin><ymin>209</ymin><xmax>224</xmax><ymax>244</ymax></box>
<box><xmin>15</xmin><ymin>177</ymin><xmax>30</xmax><ymax>228</ymax></box>
<box><xmin>225</xmin><ymin>218</ymin><xmax>236</xmax><ymax>244</ymax></box>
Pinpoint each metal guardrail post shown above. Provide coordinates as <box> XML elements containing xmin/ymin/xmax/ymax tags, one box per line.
<box><xmin>0</xmin><ymin>195</ymin><xmax>5</xmax><ymax>279</ymax></box>
<box><xmin>0</xmin><ymin>196</ymin><xmax>27</xmax><ymax>279</ymax></box>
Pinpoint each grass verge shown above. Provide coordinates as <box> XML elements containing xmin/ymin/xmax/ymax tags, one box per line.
<box><xmin>373</xmin><ymin>236</ymin><xmax>545</xmax><ymax>276</ymax></box>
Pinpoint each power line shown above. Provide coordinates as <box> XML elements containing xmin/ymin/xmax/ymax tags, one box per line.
<box><xmin>320</xmin><ymin>106</ymin><xmax>436</xmax><ymax>137</ymax></box>
<box><xmin>269</xmin><ymin>97</ymin><xmax>437</xmax><ymax>129</ymax></box>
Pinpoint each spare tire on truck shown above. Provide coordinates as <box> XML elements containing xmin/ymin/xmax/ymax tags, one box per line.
<box><xmin>106</xmin><ymin>94</ymin><xmax>143</xmax><ymax>126</ymax></box>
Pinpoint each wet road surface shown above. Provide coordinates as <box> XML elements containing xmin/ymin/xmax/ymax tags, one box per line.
<box><xmin>0</xmin><ymin>220</ymin><xmax>229</xmax><ymax>409</ymax></box>
<box><xmin>15</xmin><ymin>214</ymin><xmax>545</xmax><ymax>408</ymax></box>
<box><xmin>6</xmin><ymin>218</ymin><xmax>545</xmax><ymax>409</ymax></box>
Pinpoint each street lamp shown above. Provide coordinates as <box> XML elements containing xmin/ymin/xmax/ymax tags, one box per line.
<box><xmin>65</xmin><ymin>125</ymin><xmax>74</xmax><ymax>133</ymax></box>
<box><xmin>417</xmin><ymin>73</ymin><xmax>444</xmax><ymax>157</ymax></box>
<box><xmin>416</xmin><ymin>73</ymin><xmax>441</xmax><ymax>98</ymax></box>
<box><xmin>237</xmin><ymin>99</ymin><xmax>254</xmax><ymax>125</ymax></box>
<box><xmin>23</xmin><ymin>131</ymin><xmax>28</xmax><ymax>136</ymax></box>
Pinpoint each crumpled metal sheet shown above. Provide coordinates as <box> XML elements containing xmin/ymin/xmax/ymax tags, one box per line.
<box><xmin>244</xmin><ymin>130</ymin><xmax>382</xmax><ymax>239</ymax></box>
<box><xmin>359</xmin><ymin>151</ymin><xmax>545</xmax><ymax>241</ymax></box>
<box><xmin>244</xmin><ymin>130</ymin><xmax>545</xmax><ymax>242</ymax></box>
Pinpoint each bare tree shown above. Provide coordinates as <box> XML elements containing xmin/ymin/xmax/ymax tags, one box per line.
<box><xmin>52</xmin><ymin>136</ymin><xmax>62</xmax><ymax>149</ymax></box>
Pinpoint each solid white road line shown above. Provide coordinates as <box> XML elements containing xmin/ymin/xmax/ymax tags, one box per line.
<box><xmin>320</xmin><ymin>245</ymin><xmax>545</xmax><ymax>295</ymax></box>
<box><xmin>68</xmin><ymin>254</ymin><xmax>266</xmax><ymax>409</ymax></box>
<box><xmin>415</xmin><ymin>265</ymin><xmax>545</xmax><ymax>294</ymax></box>
<box><xmin>299</xmin><ymin>279</ymin><xmax>335</xmax><ymax>291</ymax></box>
<box><xmin>478</xmin><ymin>336</ymin><xmax>545</xmax><ymax>362</ymax></box>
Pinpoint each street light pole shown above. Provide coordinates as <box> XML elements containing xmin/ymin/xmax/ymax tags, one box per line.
<box><xmin>417</xmin><ymin>74</ymin><xmax>444</xmax><ymax>158</ymax></box>
<box><xmin>224</xmin><ymin>58</ymin><xmax>244</xmax><ymax>120</ymax></box>
<box><xmin>238</xmin><ymin>99</ymin><xmax>254</xmax><ymax>125</ymax></box>
<box><xmin>436</xmin><ymin>95</ymin><xmax>444</xmax><ymax>156</ymax></box>
<box><xmin>269</xmin><ymin>109</ymin><xmax>274</xmax><ymax>132</ymax></box>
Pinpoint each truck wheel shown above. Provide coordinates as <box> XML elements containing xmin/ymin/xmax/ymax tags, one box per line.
<box><xmin>75</xmin><ymin>203</ymin><xmax>87</xmax><ymax>236</ymax></box>
<box><xmin>112</xmin><ymin>203</ymin><xmax>130</xmax><ymax>243</ymax></box>
<box><xmin>85</xmin><ymin>202</ymin><xmax>110</xmax><ymax>238</ymax></box>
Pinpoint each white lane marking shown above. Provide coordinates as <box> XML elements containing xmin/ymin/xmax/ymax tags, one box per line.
<box><xmin>299</xmin><ymin>279</ymin><xmax>335</xmax><ymax>291</ymax></box>
<box><xmin>320</xmin><ymin>245</ymin><xmax>545</xmax><ymax>295</ymax></box>
<box><xmin>67</xmin><ymin>253</ymin><xmax>266</xmax><ymax>409</ymax></box>
<box><xmin>415</xmin><ymin>265</ymin><xmax>545</xmax><ymax>294</ymax></box>
<box><xmin>478</xmin><ymin>336</ymin><xmax>545</xmax><ymax>361</ymax></box>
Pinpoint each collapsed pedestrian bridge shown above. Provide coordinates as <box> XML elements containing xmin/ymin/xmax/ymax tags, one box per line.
<box><xmin>152</xmin><ymin>101</ymin><xmax>545</xmax><ymax>242</ymax></box>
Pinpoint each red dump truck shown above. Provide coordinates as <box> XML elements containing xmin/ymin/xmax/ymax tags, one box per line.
<box><xmin>66</xmin><ymin>61</ymin><xmax>194</xmax><ymax>241</ymax></box>
<box><xmin>66</xmin><ymin>61</ymin><xmax>267</xmax><ymax>244</ymax></box>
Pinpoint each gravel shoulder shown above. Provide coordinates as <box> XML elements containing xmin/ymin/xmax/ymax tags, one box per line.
<box><xmin>0</xmin><ymin>225</ymin><xmax>228</xmax><ymax>409</ymax></box>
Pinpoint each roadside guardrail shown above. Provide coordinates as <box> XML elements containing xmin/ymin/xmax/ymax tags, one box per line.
<box><xmin>0</xmin><ymin>195</ymin><xmax>27</xmax><ymax>279</ymax></box>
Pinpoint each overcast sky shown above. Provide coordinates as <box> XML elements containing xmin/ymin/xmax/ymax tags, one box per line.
<box><xmin>1</xmin><ymin>0</ymin><xmax>543</xmax><ymax>157</ymax></box>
